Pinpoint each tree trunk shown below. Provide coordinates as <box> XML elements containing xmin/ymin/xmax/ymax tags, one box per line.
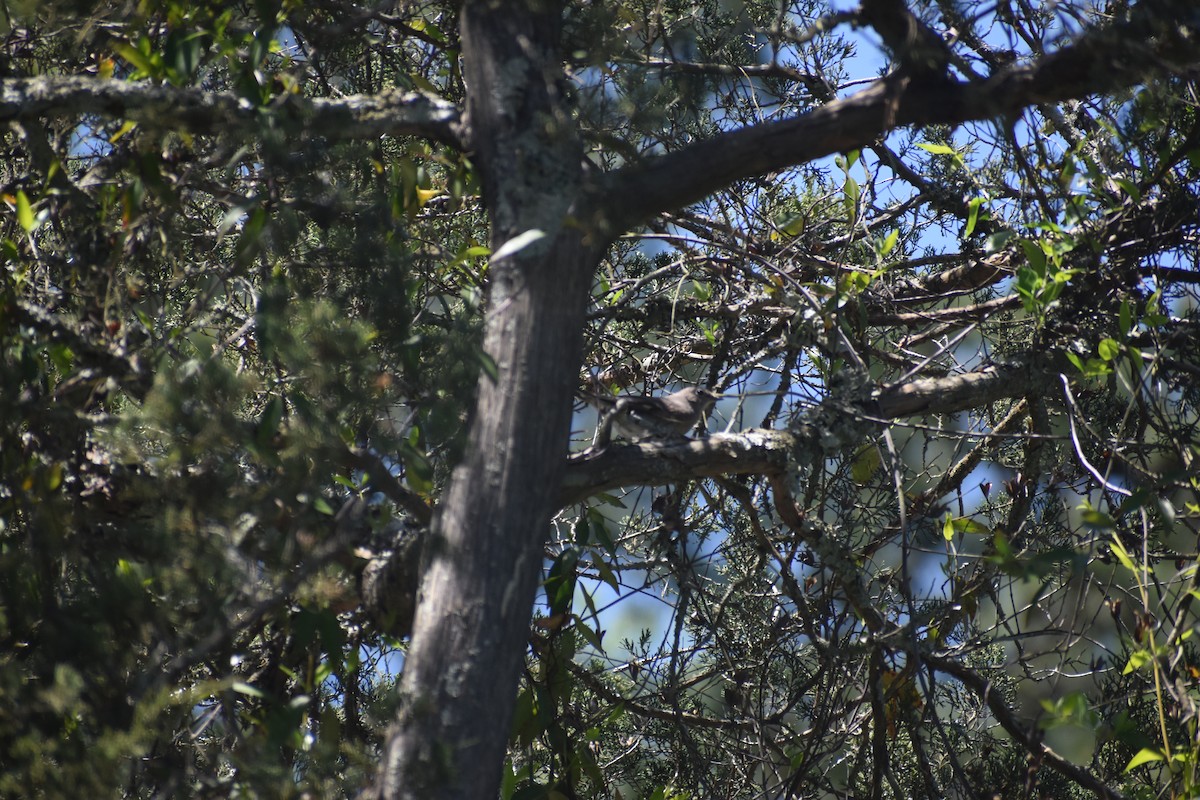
<box><xmin>375</xmin><ymin>2</ymin><xmax>602</xmax><ymax>797</ymax></box>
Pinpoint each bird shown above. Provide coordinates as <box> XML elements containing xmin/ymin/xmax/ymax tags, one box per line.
<box><xmin>590</xmin><ymin>386</ymin><xmax>721</xmax><ymax>446</ymax></box>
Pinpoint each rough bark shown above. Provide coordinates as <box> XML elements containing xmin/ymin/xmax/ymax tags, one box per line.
<box><xmin>367</xmin><ymin>1</ymin><xmax>1198</xmax><ymax>795</ymax></box>
<box><xmin>0</xmin><ymin>76</ymin><xmax>464</xmax><ymax>148</ymax></box>
<box><xmin>373</xmin><ymin>2</ymin><xmax>603</xmax><ymax>797</ymax></box>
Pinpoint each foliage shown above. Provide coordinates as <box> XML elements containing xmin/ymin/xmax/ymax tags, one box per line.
<box><xmin>2</xmin><ymin>0</ymin><xmax>1200</xmax><ymax>798</ymax></box>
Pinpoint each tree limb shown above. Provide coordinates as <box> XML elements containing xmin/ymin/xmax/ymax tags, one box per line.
<box><xmin>560</xmin><ymin>354</ymin><xmax>1064</xmax><ymax>506</ymax></box>
<box><xmin>0</xmin><ymin>76</ymin><xmax>465</xmax><ymax>149</ymax></box>
<box><xmin>603</xmin><ymin>0</ymin><xmax>1200</xmax><ymax>226</ymax></box>
<box><xmin>560</xmin><ymin>430</ymin><xmax>793</xmax><ymax>507</ymax></box>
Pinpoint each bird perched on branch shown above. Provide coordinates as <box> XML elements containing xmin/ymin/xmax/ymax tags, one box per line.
<box><xmin>589</xmin><ymin>386</ymin><xmax>721</xmax><ymax>446</ymax></box>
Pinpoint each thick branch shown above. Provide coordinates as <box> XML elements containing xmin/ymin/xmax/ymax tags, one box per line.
<box><xmin>859</xmin><ymin>0</ymin><xmax>953</xmax><ymax>77</ymax></box>
<box><xmin>0</xmin><ymin>76</ymin><xmax>464</xmax><ymax>149</ymax></box>
<box><xmin>561</xmin><ymin>355</ymin><xmax>1063</xmax><ymax>505</ymax></box>
<box><xmin>871</xmin><ymin>356</ymin><xmax>1059</xmax><ymax>418</ymax></box>
<box><xmin>865</xmin><ymin>295</ymin><xmax>1021</xmax><ymax>327</ymax></box>
<box><xmin>560</xmin><ymin>430</ymin><xmax>792</xmax><ymax>506</ymax></box>
<box><xmin>604</xmin><ymin>0</ymin><xmax>1200</xmax><ymax>225</ymax></box>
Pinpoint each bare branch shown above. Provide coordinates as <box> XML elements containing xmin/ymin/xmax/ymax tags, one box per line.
<box><xmin>0</xmin><ymin>76</ymin><xmax>465</xmax><ymax>149</ymax></box>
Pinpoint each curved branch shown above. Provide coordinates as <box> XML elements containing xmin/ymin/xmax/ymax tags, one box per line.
<box><xmin>0</xmin><ymin>76</ymin><xmax>465</xmax><ymax>149</ymax></box>
<box><xmin>602</xmin><ymin>0</ymin><xmax>1200</xmax><ymax>226</ymax></box>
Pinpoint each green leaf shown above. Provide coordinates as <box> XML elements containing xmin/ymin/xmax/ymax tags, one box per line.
<box><xmin>46</xmin><ymin>463</ymin><xmax>64</xmax><ymax>492</ymax></box>
<box><xmin>1116</xmin><ymin>488</ymin><xmax>1151</xmax><ymax>517</ymax></box>
<box><xmin>1019</xmin><ymin>239</ymin><xmax>1047</xmax><ymax>274</ymax></box>
<box><xmin>399</xmin><ymin>439</ymin><xmax>434</xmax><ymax>494</ymax></box>
<box><xmin>500</xmin><ymin>760</ymin><xmax>520</xmax><ymax>800</ymax></box>
<box><xmin>1097</xmin><ymin>338</ymin><xmax>1121</xmax><ymax>361</ymax></box>
<box><xmin>573</xmin><ymin>515</ymin><xmax>590</xmax><ymax>545</ymax></box>
<box><xmin>1080</xmin><ymin>507</ymin><xmax>1116</xmax><ymax>530</ymax></box>
<box><xmin>546</xmin><ymin>548</ymin><xmax>579</xmax><ymax>616</ymax></box>
<box><xmin>1124</xmin><ymin>747</ymin><xmax>1164</xmax><ymax>771</ymax></box>
<box><xmin>255</xmin><ymin>395</ymin><xmax>284</xmax><ymax>447</ymax></box>
<box><xmin>509</xmin><ymin>688</ymin><xmax>537</xmax><ymax>745</ymax></box>
<box><xmin>965</xmin><ymin>197</ymin><xmax>983</xmax><ymax>236</ymax></box>
<box><xmin>1108</xmin><ymin>535</ymin><xmax>1138</xmax><ymax>574</ymax></box>
<box><xmin>1127</xmin><ymin>345</ymin><xmax>1143</xmax><ymax>372</ymax></box>
<box><xmin>164</xmin><ymin>28</ymin><xmax>205</xmax><ymax>84</ymax></box>
<box><xmin>511</xmin><ymin>787</ymin><xmax>551</xmax><ymax>800</ymax></box>
<box><xmin>1112</xmin><ymin>177</ymin><xmax>1141</xmax><ymax>202</ymax></box>
<box><xmin>775</xmin><ymin>212</ymin><xmax>806</xmax><ymax>237</ymax></box>
<box><xmin>876</xmin><ymin>229</ymin><xmax>899</xmax><ymax>257</ymax></box>
<box><xmin>917</xmin><ymin>143</ymin><xmax>956</xmax><ymax>156</ymax></box>
<box><xmin>476</xmin><ymin>350</ymin><xmax>499</xmax><ymax>383</ymax></box>
<box><xmin>850</xmin><ymin>445</ymin><xmax>881</xmax><ymax>484</ymax></box>
<box><xmin>408</xmin><ymin>17</ymin><xmax>448</xmax><ymax>44</ymax></box>
<box><xmin>574</xmin><ymin>618</ymin><xmax>605</xmax><ymax>653</ymax></box>
<box><xmin>15</xmin><ymin>190</ymin><xmax>34</xmax><ymax>233</ymax></box>
<box><xmin>985</xmin><ymin>230</ymin><xmax>1015</xmax><ymax>253</ymax></box>
<box><xmin>839</xmin><ymin>271</ymin><xmax>871</xmax><ymax>295</ymax></box>
<box><xmin>1119</xmin><ymin>300</ymin><xmax>1133</xmax><ymax>337</ymax></box>
<box><xmin>1041</xmin><ymin>281</ymin><xmax>1064</xmax><ymax>305</ymax></box>
<box><xmin>586</xmin><ymin>507</ymin><xmax>617</xmax><ymax>553</ymax></box>
<box><xmin>590</xmin><ymin>555</ymin><xmax>620</xmax><ymax>593</ymax></box>
<box><xmin>843</xmin><ymin>175</ymin><xmax>860</xmax><ymax>209</ymax></box>
<box><xmin>945</xmin><ymin>515</ymin><xmax>991</xmax><ymax>540</ymax></box>
<box><xmin>1015</xmin><ymin>266</ymin><xmax>1040</xmax><ymax>311</ymax></box>
<box><xmin>1039</xmin><ymin>691</ymin><xmax>1095</xmax><ymax>728</ymax></box>
<box><xmin>955</xmin><ymin>517</ymin><xmax>992</xmax><ymax>535</ymax></box>
<box><xmin>113</xmin><ymin>39</ymin><xmax>160</xmax><ymax>78</ymax></box>
<box><xmin>1</xmin><ymin>237</ymin><xmax>19</xmax><ymax>264</ymax></box>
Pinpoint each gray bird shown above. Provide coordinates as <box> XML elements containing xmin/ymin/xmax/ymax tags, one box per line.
<box><xmin>592</xmin><ymin>386</ymin><xmax>721</xmax><ymax>446</ymax></box>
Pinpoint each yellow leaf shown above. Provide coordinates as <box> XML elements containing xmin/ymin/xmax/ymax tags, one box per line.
<box><xmin>414</xmin><ymin>187</ymin><xmax>441</xmax><ymax>208</ymax></box>
<box><xmin>109</xmin><ymin>120</ymin><xmax>138</xmax><ymax>144</ymax></box>
<box><xmin>15</xmin><ymin>190</ymin><xmax>35</xmax><ymax>232</ymax></box>
<box><xmin>46</xmin><ymin>463</ymin><xmax>63</xmax><ymax>492</ymax></box>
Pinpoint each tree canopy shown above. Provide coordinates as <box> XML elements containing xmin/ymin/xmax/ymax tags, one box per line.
<box><xmin>2</xmin><ymin>0</ymin><xmax>1200</xmax><ymax>798</ymax></box>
